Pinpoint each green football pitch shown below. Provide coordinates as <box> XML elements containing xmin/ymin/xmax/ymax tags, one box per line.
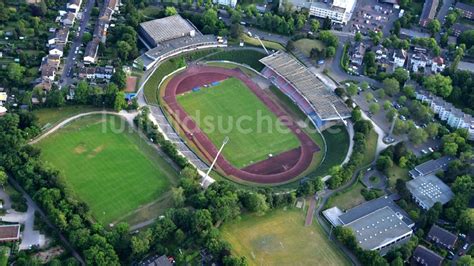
<box><xmin>177</xmin><ymin>77</ymin><xmax>300</xmax><ymax>168</ymax></box>
<box><xmin>221</xmin><ymin>208</ymin><xmax>350</xmax><ymax>266</ymax></box>
<box><xmin>36</xmin><ymin>114</ymin><xmax>178</xmax><ymax>224</ymax></box>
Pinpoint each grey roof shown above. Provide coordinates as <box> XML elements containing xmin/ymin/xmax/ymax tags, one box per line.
<box><xmin>259</xmin><ymin>51</ymin><xmax>351</xmax><ymax>121</ymax></box>
<box><xmin>322</xmin><ymin>206</ymin><xmax>344</xmax><ymax>226</ymax></box>
<box><xmin>139</xmin><ymin>255</ymin><xmax>172</xmax><ymax>266</ymax></box>
<box><xmin>427</xmin><ymin>224</ymin><xmax>458</xmax><ymax>247</ymax></box>
<box><xmin>406</xmin><ymin>174</ymin><xmax>454</xmax><ymax>209</ymax></box>
<box><xmin>456</xmin><ymin>2</ymin><xmax>474</xmax><ymax>13</ymax></box>
<box><xmin>399</xmin><ymin>28</ymin><xmax>431</xmax><ymax>39</ymax></box>
<box><xmin>409</xmin><ymin>156</ymin><xmax>454</xmax><ymax>178</ymax></box>
<box><xmin>346</xmin><ymin>206</ymin><xmax>413</xmax><ymax>250</ymax></box>
<box><xmin>420</xmin><ymin>0</ymin><xmax>439</xmax><ymax>23</ymax></box>
<box><xmin>140</xmin><ymin>15</ymin><xmax>196</xmax><ymax>45</ymax></box>
<box><xmin>338</xmin><ymin>196</ymin><xmax>414</xmax><ymax>226</ymax></box>
<box><xmin>412</xmin><ymin>245</ymin><xmax>443</xmax><ymax>266</ymax></box>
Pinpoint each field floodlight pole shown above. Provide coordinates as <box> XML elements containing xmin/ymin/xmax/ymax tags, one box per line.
<box><xmin>201</xmin><ymin>136</ymin><xmax>229</xmax><ymax>187</ymax></box>
<box><xmin>331</xmin><ymin>104</ymin><xmax>347</xmax><ymax>127</ymax></box>
<box><xmin>255</xmin><ymin>36</ymin><xmax>269</xmax><ymax>55</ymax></box>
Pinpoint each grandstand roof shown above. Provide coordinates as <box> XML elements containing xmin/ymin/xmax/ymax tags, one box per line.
<box><xmin>139</xmin><ymin>15</ymin><xmax>196</xmax><ymax>45</ymax></box>
<box><xmin>260</xmin><ymin>51</ymin><xmax>350</xmax><ymax>121</ymax></box>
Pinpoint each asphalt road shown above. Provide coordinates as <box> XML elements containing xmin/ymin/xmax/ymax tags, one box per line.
<box><xmin>59</xmin><ymin>0</ymin><xmax>96</xmax><ymax>88</ymax></box>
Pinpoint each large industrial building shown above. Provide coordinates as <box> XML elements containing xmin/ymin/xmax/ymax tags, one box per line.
<box><xmin>139</xmin><ymin>15</ymin><xmax>198</xmax><ymax>48</ymax></box>
<box><xmin>260</xmin><ymin>51</ymin><xmax>351</xmax><ymax>128</ymax></box>
<box><xmin>323</xmin><ymin>196</ymin><xmax>414</xmax><ymax>253</ymax></box>
<box><xmin>284</xmin><ymin>0</ymin><xmax>357</xmax><ymax>24</ymax></box>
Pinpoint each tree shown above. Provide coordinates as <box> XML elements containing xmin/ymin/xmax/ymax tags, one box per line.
<box><xmin>355</xmin><ymin>32</ymin><xmax>362</xmax><ymax>42</ymax></box>
<box><xmin>318</xmin><ymin>31</ymin><xmax>338</xmax><ymax>47</ymax></box>
<box><xmin>75</xmin><ymin>81</ymin><xmax>89</xmax><ymax>104</ymax></box>
<box><xmin>240</xmin><ymin>192</ymin><xmax>269</xmax><ymax>215</ymax></box>
<box><xmin>402</xmin><ymin>85</ymin><xmax>416</xmax><ymax>98</ymax></box>
<box><xmin>352</xmin><ymin>108</ymin><xmax>362</xmax><ymax>122</ymax></box>
<box><xmin>325</xmin><ymin>46</ymin><xmax>336</xmax><ymax>58</ymax></box>
<box><xmin>131</xmin><ymin>230</ymin><xmax>152</xmax><ymax>258</ymax></box>
<box><xmin>7</xmin><ymin>63</ymin><xmax>25</xmax><ymax>85</ymax></box>
<box><xmin>114</xmin><ymin>91</ymin><xmax>126</xmax><ymax>112</ymax></box>
<box><xmin>383</xmin><ymin>78</ymin><xmax>400</xmax><ymax>96</ymax></box>
<box><xmin>310</xmin><ymin>19</ymin><xmax>320</xmax><ymax>32</ymax></box>
<box><xmin>424</xmin><ymin>74</ymin><xmax>453</xmax><ymax>98</ymax></box>
<box><xmin>82</xmin><ymin>32</ymin><xmax>92</xmax><ymax>43</ymax></box>
<box><xmin>347</xmin><ymin>84</ymin><xmax>358</xmax><ymax>96</ymax></box>
<box><xmin>443</xmin><ymin>142</ymin><xmax>458</xmax><ymax>156</ymax></box>
<box><xmin>230</xmin><ymin>23</ymin><xmax>243</xmax><ymax>39</ymax></box>
<box><xmin>376</xmin><ymin>156</ymin><xmax>393</xmax><ymax>172</ymax></box>
<box><xmin>383</xmin><ymin>100</ymin><xmax>392</xmax><ymax>110</ymax></box>
<box><xmin>322</xmin><ymin>16</ymin><xmax>332</xmax><ymax>30</ymax></box>
<box><xmin>457</xmin><ymin>255</ymin><xmax>474</xmax><ymax>266</ymax></box>
<box><xmin>369</xmin><ymin>103</ymin><xmax>380</xmax><ymax>114</ymax></box>
<box><xmin>392</xmin><ymin>67</ymin><xmax>409</xmax><ymax>85</ymax></box>
<box><xmin>0</xmin><ymin>169</ymin><xmax>7</xmax><ymax>188</ymax></box>
<box><xmin>427</xmin><ymin>19</ymin><xmax>441</xmax><ymax>35</ymax></box>
<box><xmin>365</xmin><ymin>92</ymin><xmax>374</xmax><ymax>102</ymax></box>
<box><xmin>111</xmin><ymin>67</ymin><xmax>126</xmax><ymax>90</ymax></box>
<box><xmin>425</xmin><ymin>123</ymin><xmax>439</xmax><ymax>139</ymax></box>
<box><xmin>458</xmin><ymin>29</ymin><xmax>474</xmax><ymax>49</ymax></box>
<box><xmin>117</xmin><ymin>41</ymin><xmax>132</xmax><ymax>60</ymax></box>
<box><xmin>360</xmin><ymin>81</ymin><xmax>369</xmax><ymax>91</ymax></box>
<box><xmin>172</xmin><ymin>187</ymin><xmax>185</xmax><ymax>207</ymax></box>
<box><xmin>457</xmin><ymin>209</ymin><xmax>474</xmax><ymax>232</ymax></box>
<box><xmin>165</xmin><ymin>6</ymin><xmax>177</xmax><ymax>16</ymax></box>
<box><xmin>408</xmin><ymin>127</ymin><xmax>428</xmax><ymax>145</ymax></box>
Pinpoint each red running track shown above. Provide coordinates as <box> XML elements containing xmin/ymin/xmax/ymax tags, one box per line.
<box><xmin>163</xmin><ymin>65</ymin><xmax>319</xmax><ymax>184</ymax></box>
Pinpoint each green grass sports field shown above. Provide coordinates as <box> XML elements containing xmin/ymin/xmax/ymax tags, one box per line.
<box><xmin>177</xmin><ymin>77</ymin><xmax>300</xmax><ymax>168</ymax></box>
<box><xmin>221</xmin><ymin>208</ymin><xmax>350</xmax><ymax>266</ymax></box>
<box><xmin>36</xmin><ymin>114</ymin><xmax>178</xmax><ymax>224</ymax></box>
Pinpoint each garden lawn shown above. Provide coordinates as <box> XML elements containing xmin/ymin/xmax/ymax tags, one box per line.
<box><xmin>36</xmin><ymin>114</ymin><xmax>177</xmax><ymax>224</ymax></box>
<box><xmin>325</xmin><ymin>181</ymin><xmax>366</xmax><ymax>210</ymax></box>
<box><xmin>177</xmin><ymin>77</ymin><xmax>300</xmax><ymax>168</ymax></box>
<box><xmin>294</xmin><ymin>39</ymin><xmax>325</xmax><ymax>57</ymax></box>
<box><xmin>221</xmin><ymin>208</ymin><xmax>350</xmax><ymax>266</ymax></box>
<box><xmin>311</xmin><ymin>125</ymin><xmax>350</xmax><ymax>177</ymax></box>
<box><xmin>204</xmin><ymin>49</ymin><xmax>267</xmax><ymax>71</ymax></box>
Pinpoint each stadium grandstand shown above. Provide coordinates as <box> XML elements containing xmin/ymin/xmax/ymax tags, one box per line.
<box><xmin>134</xmin><ymin>15</ymin><xmax>226</xmax><ymax>70</ymax></box>
<box><xmin>260</xmin><ymin>51</ymin><xmax>350</xmax><ymax>128</ymax></box>
<box><xmin>149</xmin><ymin>106</ymin><xmax>209</xmax><ymax>171</ymax></box>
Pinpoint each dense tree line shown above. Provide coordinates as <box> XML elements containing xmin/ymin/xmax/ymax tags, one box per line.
<box><xmin>327</xmin><ymin>111</ymin><xmax>374</xmax><ymax>189</ymax></box>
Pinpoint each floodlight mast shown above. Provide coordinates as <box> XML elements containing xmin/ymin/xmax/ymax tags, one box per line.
<box><xmin>255</xmin><ymin>36</ymin><xmax>269</xmax><ymax>55</ymax></box>
<box><xmin>331</xmin><ymin>103</ymin><xmax>347</xmax><ymax>126</ymax></box>
<box><xmin>201</xmin><ymin>136</ymin><xmax>229</xmax><ymax>187</ymax></box>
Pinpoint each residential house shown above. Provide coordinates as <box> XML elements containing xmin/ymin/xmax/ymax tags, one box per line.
<box><xmin>408</xmin><ymin>156</ymin><xmax>454</xmax><ymax>178</ymax></box>
<box><xmin>399</xmin><ymin>28</ymin><xmax>431</xmax><ymax>39</ymax></box>
<box><xmin>62</xmin><ymin>12</ymin><xmax>76</xmax><ymax>26</ymax></box>
<box><xmin>49</xmin><ymin>44</ymin><xmax>64</xmax><ymax>57</ymax></box>
<box><xmin>78</xmin><ymin>67</ymin><xmax>95</xmax><ymax>79</ymax></box>
<box><xmin>393</xmin><ymin>49</ymin><xmax>407</xmax><ymax>68</ymax></box>
<box><xmin>84</xmin><ymin>38</ymin><xmax>99</xmax><ymax>64</ymax></box>
<box><xmin>427</xmin><ymin>225</ymin><xmax>458</xmax><ymax>250</ymax></box>
<box><xmin>374</xmin><ymin>44</ymin><xmax>388</xmax><ymax>61</ymax></box>
<box><xmin>455</xmin><ymin>2</ymin><xmax>474</xmax><ymax>20</ymax></box>
<box><xmin>0</xmin><ymin>106</ymin><xmax>6</xmax><ymax>116</ymax></box>
<box><xmin>67</xmin><ymin>0</ymin><xmax>82</xmax><ymax>14</ymax></box>
<box><xmin>410</xmin><ymin>53</ymin><xmax>428</xmax><ymax>72</ymax></box>
<box><xmin>351</xmin><ymin>42</ymin><xmax>366</xmax><ymax>66</ymax></box>
<box><xmin>430</xmin><ymin>56</ymin><xmax>445</xmax><ymax>73</ymax></box>
<box><xmin>213</xmin><ymin>0</ymin><xmax>237</xmax><ymax>7</ymax></box>
<box><xmin>95</xmin><ymin>66</ymin><xmax>114</xmax><ymax>79</ymax></box>
<box><xmin>412</xmin><ymin>245</ymin><xmax>443</xmax><ymax>266</ymax></box>
<box><xmin>419</xmin><ymin>0</ymin><xmax>440</xmax><ymax>27</ymax></box>
<box><xmin>0</xmin><ymin>92</ymin><xmax>7</xmax><ymax>105</ymax></box>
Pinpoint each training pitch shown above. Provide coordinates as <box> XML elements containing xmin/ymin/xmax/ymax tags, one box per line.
<box><xmin>221</xmin><ymin>208</ymin><xmax>350</xmax><ymax>266</ymax></box>
<box><xmin>177</xmin><ymin>77</ymin><xmax>300</xmax><ymax>168</ymax></box>
<box><xmin>36</xmin><ymin>114</ymin><xmax>177</xmax><ymax>224</ymax></box>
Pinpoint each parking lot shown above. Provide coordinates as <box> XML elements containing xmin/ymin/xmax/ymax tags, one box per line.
<box><xmin>346</xmin><ymin>0</ymin><xmax>400</xmax><ymax>36</ymax></box>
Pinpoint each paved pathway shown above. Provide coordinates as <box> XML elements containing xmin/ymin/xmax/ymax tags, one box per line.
<box><xmin>304</xmin><ymin>196</ymin><xmax>317</xmax><ymax>226</ymax></box>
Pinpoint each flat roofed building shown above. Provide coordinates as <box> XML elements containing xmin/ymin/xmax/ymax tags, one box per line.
<box><xmin>139</xmin><ymin>15</ymin><xmax>197</xmax><ymax>47</ymax></box>
<box><xmin>409</xmin><ymin>156</ymin><xmax>453</xmax><ymax>178</ymax></box>
<box><xmin>427</xmin><ymin>224</ymin><xmax>458</xmax><ymax>250</ymax></box>
<box><xmin>412</xmin><ymin>245</ymin><xmax>443</xmax><ymax>266</ymax></box>
<box><xmin>286</xmin><ymin>0</ymin><xmax>356</xmax><ymax>24</ymax></box>
<box><xmin>259</xmin><ymin>51</ymin><xmax>350</xmax><ymax>128</ymax></box>
<box><xmin>406</xmin><ymin>174</ymin><xmax>454</xmax><ymax>210</ymax></box>
<box><xmin>0</xmin><ymin>224</ymin><xmax>20</xmax><ymax>242</ymax></box>
<box><xmin>346</xmin><ymin>206</ymin><xmax>413</xmax><ymax>251</ymax></box>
